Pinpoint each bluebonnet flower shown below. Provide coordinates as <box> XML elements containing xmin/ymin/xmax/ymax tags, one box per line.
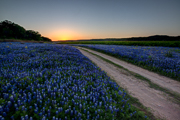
<box><xmin>3</xmin><ymin>112</ymin><xmax>6</xmax><ymax>117</ymax></box>
<box><xmin>0</xmin><ymin>42</ymin><xmax>144</xmax><ymax>119</ymax></box>
<box><xmin>78</xmin><ymin>44</ymin><xmax>180</xmax><ymax>78</ymax></box>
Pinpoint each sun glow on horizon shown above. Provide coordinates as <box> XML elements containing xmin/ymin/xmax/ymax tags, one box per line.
<box><xmin>48</xmin><ymin>28</ymin><xmax>83</xmax><ymax>41</ymax></box>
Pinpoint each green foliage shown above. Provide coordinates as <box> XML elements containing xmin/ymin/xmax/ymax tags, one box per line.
<box><xmin>0</xmin><ymin>20</ymin><xmax>51</xmax><ymax>41</ymax></box>
<box><xmin>25</xmin><ymin>30</ymin><xmax>42</xmax><ymax>41</ymax></box>
<box><xmin>148</xmin><ymin>56</ymin><xmax>152</xmax><ymax>60</ymax></box>
<box><xmin>58</xmin><ymin>41</ymin><xmax>180</xmax><ymax>47</ymax></box>
<box><xmin>41</xmin><ymin>36</ymin><xmax>51</xmax><ymax>41</ymax></box>
<box><xmin>0</xmin><ymin>20</ymin><xmax>26</xmax><ymax>39</ymax></box>
<box><xmin>81</xmin><ymin>46</ymin><xmax>180</xmax><ymax>81</ymax></box>
<box><xmin>164</xmin><ymin>51</ymin><xmax>173</xmax><ymax>57</ymax></box>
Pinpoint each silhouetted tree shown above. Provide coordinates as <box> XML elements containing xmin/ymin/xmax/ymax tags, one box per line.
<box><xmin>0</xmin><ymin>20</ymin><xmax>52</xmax><ymax>41</ymax></box>
<box><xmin>25</xmin><ymin>30</ymin><xmax>42</xmax><ymax>41</ymax></box>
<box><xmin>41</xmin><ymin>36</ymin><xmax>51</xmax><ymax>41</ymax></box>
<box><xmin>0</xmin><ymin>20</ymin><xmax>26</xmax><ymax>39</ymax></box>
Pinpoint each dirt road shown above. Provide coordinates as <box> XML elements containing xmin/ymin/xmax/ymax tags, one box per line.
<box><xmin>77</xmin><ymin>47</ymin><xmax>180</xmax><ymax>120</ymax></box>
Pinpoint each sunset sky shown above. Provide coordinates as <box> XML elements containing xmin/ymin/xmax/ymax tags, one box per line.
<box><xmin>0</xmin><ymin>0</ymin><xmax>180</xmax><ymax>41</ymax></box>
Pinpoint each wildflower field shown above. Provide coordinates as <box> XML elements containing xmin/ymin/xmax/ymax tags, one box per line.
<box><xmin>78</xmin><ymin>45</ymin><xmax>180</xmax><ymax>80</ymax></box>
<box><xmin>0</xmin><ymin>42</ymin><xmax>147</xmax><ymax>120</ymax></box>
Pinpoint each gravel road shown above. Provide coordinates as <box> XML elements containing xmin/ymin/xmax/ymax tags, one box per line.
<box><xmin>77</xmin><ymin>47</ymin><xmax>180</xmax><ymax>120</ymax></box>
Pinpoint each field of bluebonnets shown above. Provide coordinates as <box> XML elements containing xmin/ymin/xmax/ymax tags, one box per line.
<box><xmin>0</xmin><ymin>42</ymin><xmax>148</xmax><ymax>120</ymax></box>
<box><xmin>78</xmin><ymin>45</ymin><xmax>180</xmax><ymax>80</ymax></box>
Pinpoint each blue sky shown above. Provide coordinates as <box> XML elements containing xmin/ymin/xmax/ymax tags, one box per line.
<box><xmin>0</xmin><ymin>0</ymin><xmax>180</xmax><ymax>41</ymax></box>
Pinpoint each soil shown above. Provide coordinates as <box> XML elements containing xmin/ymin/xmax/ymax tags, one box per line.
<box><xmin>77</xmin><ymin>47</ymin><xmax>180</xmax><ymax>120</ymax></box>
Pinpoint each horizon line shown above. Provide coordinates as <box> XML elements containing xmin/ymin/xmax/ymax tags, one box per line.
<box><xmin>52</xmin><ymin>35</ymin><xmax>180</xmax><ymax>41</ymax></box>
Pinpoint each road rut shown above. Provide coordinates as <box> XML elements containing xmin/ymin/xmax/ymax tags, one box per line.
<box><xmin>77</xmin><ymin>47</ymin><xmax>180</xmax><ymax>120</ymax></box>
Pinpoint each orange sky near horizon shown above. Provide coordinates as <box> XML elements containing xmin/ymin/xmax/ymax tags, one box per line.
<box><xmin>2</xmin><ymin>1</ymin><xmax>179</xmax><ymax>41</ymax></box>
<box><xmin>46</xmin><ymin>28</ymin><xmax>133</xmax><ymax>41</ymax></box>
<box><xmin>47</xmin><ymin>28</ymin><xmax>84</xmax><ymax>41</ymax></box>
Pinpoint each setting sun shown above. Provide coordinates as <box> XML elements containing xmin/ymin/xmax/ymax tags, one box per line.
<box><xmin>59</xmin><ymin>35</ymin><xmax>70</xmax><ymax>41</ymax></box>
<box><xmin>48</xmin><ymin>28</ymin><xmax>82</xmax><ymax>41</ymax></box>
<box><xmin>61</xmin><ymin>37</ymin><xmax>68</xmax><ymax>41</ymax></box>
<box><xmin>1</xmin><ymin>0</ymin><xmax>180</xmax><ymax>119</ymax></box>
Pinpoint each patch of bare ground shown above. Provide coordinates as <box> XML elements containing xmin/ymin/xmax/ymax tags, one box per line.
<box><xmin>77</xmin><ymin>47</ymin><xmax>180</xmax><ymax>120</ymax></box>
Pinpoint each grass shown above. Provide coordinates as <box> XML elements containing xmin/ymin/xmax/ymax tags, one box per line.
<box><xmin>78</xmin><ymin>49</ymin><xmax>156</xmax><ymax>120</ymax></box>
<box><xmin>78</xmin><ymin>46</ymin><xmax>180</xmax><ymax>81</ymax></box>
<box><xmin>133</xmin><ymin>74</ymin><xmax>180</xmax><ymax>104</ymax></box>
<box><xmin>78</xmin><ymin>47</ymin><xmax>180</xmax><ymax>105</ymax></box>
<box><xmin>164</xmin><ymin>51</ymin><xmax>173</xmax><ymax>58</ymax></box>
<box><xmin>57</xmin><ymin>41</ymin><xmax>180</xmax><ymax>47</ymax></box>
<box><xmin>77</xmin><ymin>47</ymin><xmax>160</xmax><ymax>120</ymax></box>
<box><xmin>170</xmin><ymin>48</ymin><xmax>180</xmax><ymax>53</ymax></box>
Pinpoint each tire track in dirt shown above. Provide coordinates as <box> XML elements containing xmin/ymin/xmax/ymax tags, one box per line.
<box><xmin>78</xmin><ymin>47</ymin><xmax>180</xmax><ymax>95</ymax></box>
<box><xmin>77</xmin><ymin>47</ymin><xmax>180</xmax><ymax>120</ymax></box>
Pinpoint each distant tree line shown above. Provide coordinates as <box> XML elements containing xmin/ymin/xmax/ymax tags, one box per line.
<box><xmin>71</xmin><ymin>35</ymin><xmax>180</xmax><ymax>42</ymax></box>
<box><xmin>0</xmin><ymin>20</ymin><xmax>51</xmax><ymax>41</ymax></box>
<box><xmin>127</xmin><ymin>35</ymin><xmax>180</xmax><ymax>41</ymax></box>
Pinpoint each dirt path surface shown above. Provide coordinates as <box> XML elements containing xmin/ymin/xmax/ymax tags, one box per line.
<box><xmin>77</xmin><ymin>47</ymin><xmax>180</xmax><ymax>120</ymax></box>
<box><xmin>78</xmin><ymin>47</ymin><xmax>180</xmax><ymax>94</ymax></box>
